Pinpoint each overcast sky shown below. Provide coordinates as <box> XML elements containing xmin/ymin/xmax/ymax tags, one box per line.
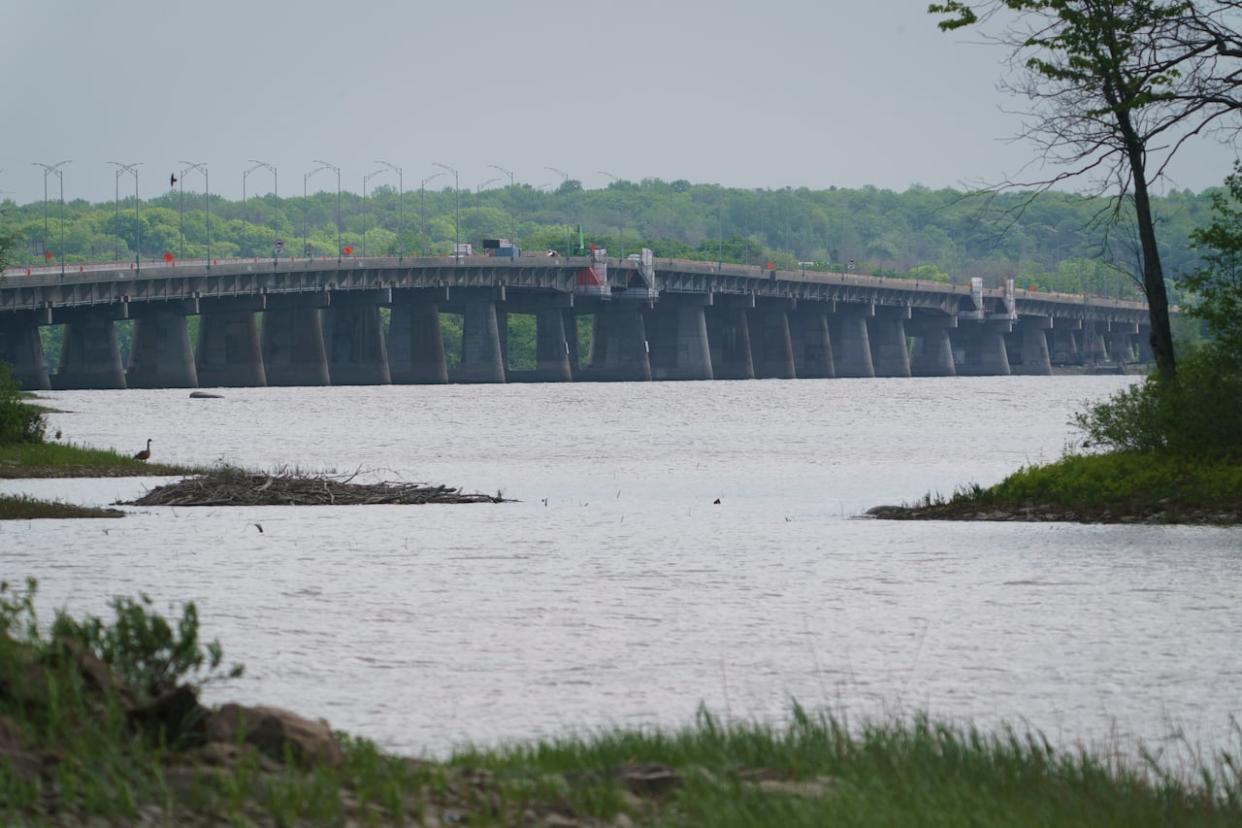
<box><xmin>2</xmin><ymin>0</ymin><xmax>1237</xmax><ymax>204</ymax></box>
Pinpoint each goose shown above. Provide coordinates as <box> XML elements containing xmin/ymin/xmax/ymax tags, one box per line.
<box><xmin>133</xmin><ymin>439</ymin><xmax>152</xmax><ymax>462</ymax></box>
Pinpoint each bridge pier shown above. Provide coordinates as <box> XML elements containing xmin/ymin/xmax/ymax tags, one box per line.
<box><xmin>196</xmin><ymin>301</ymin><xmax>266</xmax><ymax>387</ymax></box>
<box><xmin>908</xmin><ymin>315</ymin><xmax>956</xmax><ymax>377</ymax></box>
<box><xmin>1011</xmin><ymin>316</ymin><xmax>1053</xmax><ymax>376</ymax></box>
<box><xmin>456</xmin><ymin>300</ymin><xmax>507</xmax><ymax>383</ymax></box>
<box><xmin>564</xmin><ymin>310</ymin><xmax>583</xmax><ymax>379</ymax></box>
<box><xmin>0</xmin><ymin>316</ymin><xmax>50</xmax><ymax>391</ymax></box>
<box><xmin>263</xmin><ymin>300</ymin><xmax>331</xmax><ymax>387</ymax></box>
<box><xmin>324</xmin><ymin>295</ymin><xmax>390</xmax><ymax>385</ymax></box>
<box><xmin>531</xmin><ymin>308</ymin><xmax>574</xmax><ymax>382</ymax></box>
<box><xmin>389</xmin><ymin>302</ymin><xmax>448</xmax><ymax>384</ymax></box>
<box><xmin>1049</xmin><ymin>321</ymin><xmax>1081</xmax><ymax>366</ymax></box>
<box><xmin>955</xmin><ymin>321</ymin><xmax>1012</xmax><ymax>376</ymax></box>
<box><xmin>648</xmin><ymin>296</ymin><xmax>713</xmax><ymax>381</ymax></box>
<box><xmin>1081</xmin><ymin>322</ymin><xmax>1109</xmax><ymax>364</ymax></box>
<box><xmin>1108</xmin><ymin>322</ymin><xmax>1139</xmax><ymax>364</ymax></box>
<box><xmin>828</xmin><ymin>305</ymin><xmax>875</xmax><ymax>378</ymax></box>
<box><xmin>587</xmin><ymin>305</ymin><xmax>652</xmax><ymax>381</ymax></box>
<box><xmin>868</xmin><ymin>307</ymin><xmax>911</xmax><ymax>378</ymax></box>
<box><xmin>1136</xmin><ymin>327</ymin><xmax>1154</xmax><ymax>363</ymax></box>
<box><xmin>749</xmin><ymin>304</ymin><xmax>796</xmax><ymax>379</ymax></box>
<box><xmin>127</xmin><ymin>304</ymin><xmax>198</xmax><ymax>388</ymax></box>
<box><xmin>706</xmin><ymin>304</ymin><xmax>755</xmax><ymax>380</ymax></box>
<box><xmin>789</xmin><ymin>308</ymin><xmax>834</xmax><ymax>378</ymax></box>
<box><xmin>54</xmin><ymin>310</ymin><xmax>127</xmax><ymax>390</ymax></box>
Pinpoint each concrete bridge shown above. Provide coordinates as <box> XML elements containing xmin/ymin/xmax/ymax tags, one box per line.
<box><xmin>0</xmin><ymin>252</ymin><xmax>1151</xmax><ymax>390</ymax></box>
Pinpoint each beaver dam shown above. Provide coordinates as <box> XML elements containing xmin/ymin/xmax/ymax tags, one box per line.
<box><xmin>120</xmin><ymin>468</ymin><xmax>509</xmax><ymax>507</ymax></box>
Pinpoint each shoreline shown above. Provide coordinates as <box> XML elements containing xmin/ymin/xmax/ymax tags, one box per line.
<box><xmin>866</xmin><ymin>451</ymin><xmax>1242</xmax><ymax>527</ymax></box>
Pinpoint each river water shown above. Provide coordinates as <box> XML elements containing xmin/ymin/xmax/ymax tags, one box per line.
<box><xmin>2</xmin><ymin>376</ymin><xmax>1240</xmax><ymax>760</ymax></box>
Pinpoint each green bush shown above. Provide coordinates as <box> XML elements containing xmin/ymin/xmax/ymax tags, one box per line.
<box><xmin>1074</xmin><ymin>345</ymin><xmax>1242</xmax><ymax>459</ymax></box>
<box><xmin>0</xmin><ymin>363</ymin><xmax>46</xmax><ymax>444</ymax></box>
<box><xmin>51</xmin><ymin>592</ymin><xmax>243</xmax><ymax>701</ymax></box>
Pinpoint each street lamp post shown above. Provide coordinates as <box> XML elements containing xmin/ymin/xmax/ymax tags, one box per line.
<box><xmin>312</xmin><ymin>159</ymin><xmax>342</xmax><ymax>261</ymax></box>
<box><xmin>303</xmin><ymin>163</ymin><xmax>332</xmax><ymax>258</ymax></box>
<box><xmin>476</xmin><ymin>178</ymin><xmax>500</xmax><ymax>194</ymax></box>
<box><xmin>597</xmin><ymin>170</ymin><xmax>619</xmax><ymax>184</ymax></box>
<box><xmin>246</xmin><ymin>160</ymin><xmax>278</xmax><ymax>263</ymax></box>
<box><xmin>32</xmin><ymin>161</ymin><xmax>70</xmax><ymax>277</ymax></box>
<box><xmin>375</xmin><ymin>160</ymin><xmax>404</xmax><ymax>260</ymax></box>
<box><xmin>362</xmin><ymin>167</ymin><xmax>387</xmax><ymax>257</ymax></box>
<box><xmin>107</xmin><ymin>161</ymin><xmax>142</xmax><ymax>269</ymax></box>
<box><xmin>178</xmin><ymin>161</ymin><xmax>210</xmax><ymax>265</ymax></box>
<box><xmin>487</xmin><ymin>164</ymin><xmax>515</xmax><ymax>188</ymax></box>
<box><xmin>419</xmin><ymin>172</ymin><xmax>445</xmax><ymax>256</ymax></box>
<box><xmin>433</xmin><ymin>162</ymin><xmax>460</xmax><ymax>262</ymax></box>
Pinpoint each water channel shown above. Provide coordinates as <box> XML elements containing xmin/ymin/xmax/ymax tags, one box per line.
<box><xmin>2</xmin><ymin>376</ymin><xmax>1239</xmax><ymax>760</ymax></box>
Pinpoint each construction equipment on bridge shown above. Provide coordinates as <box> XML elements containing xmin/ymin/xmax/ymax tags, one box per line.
<box><xmin>481</xmin><ymin>238</ymin><xmax>521</xmax><ymax>258</ymax></box>
<box><xmin>621</xmin><ymin>248</ymin><xmax>658</xmax><ymax>300</ymax></box>
<box><xmin>575</xmin><ymin>245</ymin><xmax>610</xmax><ymax>298</ymax></box>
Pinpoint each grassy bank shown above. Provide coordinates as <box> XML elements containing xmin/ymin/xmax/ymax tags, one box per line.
<box><xmin>3</xmin><ymin>584</ymin><xmax>1240</xmax><ymax>827</ymax></box>
<box><xmin>870</xmin><ymin>452</ymin><xmax>1242</xmax><ymax>524</ymax></box>
<box><xmin>0</xmin><ymin>441</ymin><xmax>201</xmax><ymax>479</ymax></box>
<box><xmin>0</xmin><ymin>494</ymin><xmax>124</xmax><ymax>520</ymax></box>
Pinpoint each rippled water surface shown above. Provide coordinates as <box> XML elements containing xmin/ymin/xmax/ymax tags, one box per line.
<box><xmin>3</xmin><ymin>376</ymin><xmax>1240</xmax><ymax>757</ymax></box>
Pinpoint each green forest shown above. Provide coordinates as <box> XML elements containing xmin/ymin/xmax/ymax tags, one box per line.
<box><xmin>0</xmin><ymin>178</ymin><xmax>1220</xmax><ymax>301</ymax></box>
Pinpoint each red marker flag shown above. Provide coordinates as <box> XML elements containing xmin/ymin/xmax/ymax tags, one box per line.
<box><xmin>43</xmin><ymin>250</ymin><xmax>53</xmax><ymax>261</ymax></box>
<box><xmin>343</xmin><ymin>245</ymin><xmax>353</xmax><ymax>256</ymax></box>
<box><xmin>163</xmin><ymin>251</ymin><xmax>174</xmax><ymax>263</ymax></box>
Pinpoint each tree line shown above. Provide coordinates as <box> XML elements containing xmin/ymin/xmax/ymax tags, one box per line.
<box><xmin>0</xmin><ymin>179</ymin><xmax>1222</xmax><ymax>303</ymax></box>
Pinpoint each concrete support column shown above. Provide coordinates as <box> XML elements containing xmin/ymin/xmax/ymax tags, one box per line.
<box><xmin>749</xmin><ymin>306</ymin><xmax>796</xmax><ymax>379</ymax></box>
<box><xmin>789</xmin><ymin>309</ymin><xmax>834</xmax><ymax>378</ymax></box>
<box><xmin>1137</xmin><ymin>327</ymin><xmax>1152</xmax><ymax>362</ymax></box>
<box><xmin>532</xmin><ymin>308</ymin><xmax>574</xmax><ymax>382</ymax></box>
<box><xmin>324</xmin><ymin>304</ymin><xmax>390</xmax><ymax>385</ymax></box>
<box><xmin>0</xmin><ymin>322</ymin><xmax>50</xmax><ymax>391</ymax></box>
<box><xmin>1011</xmin><ymin>317</ymin><xmax>1053</xmax><ymax>376</ymax></box>
<box><xmin>389</xmin><ymin>303</ymin><xmax>448</xmax><ymax>384</ymax></box>
<box><xmin>55</xmin><ymin>314</ymin><xmax>127</xmax><ymax>389</ymax></box>
<box><xmin>1109</xmin><ymin>332</ymin><xmax>1134</xmax><ymax>364</ymax></box>
<box><xmin>128</xmin><ymin>309</ymin><xmax>198</xmax><ymax>388</ymax></box>
<box><xmin>648</xmin><ymin>298</ymin><xmax>713</xmax><ymax>381</ymax></box>
<box><xmin>457</xmin><ymin>301</ymin><xmax>507</xmax><ymax>383</ymax></box>
<box><xmin>587</xmin><ymin>305</ymin><xmax>651</xmax><ymax>381</ymax></box>
<box><xmin>909</xmin><ymin>317</ymin><xmax>957</xmax><ymax>377</ymax></box>
<box><xmin>262</xmin><ymin>307</ymin><xmax>330</xmax><ymax>386</ymax></box>
<box><xmin>867</xmin><ymin>308</ymin><xmax>911</xmax><ymax>378</ymax></box>
<box><xmin>1081</xmin><ymin>323</ymin><xmax>1109</xmax><ymax>364</ymax></box>
<box><xmin>706</xmin><ymin>306</ymin><xmax>754</xmax><ymax>380</ymax></box>
<box><xmin>955</xmin><ymin>321</ymin><xmax>1012</xmax><ymax>376</ymax></box>
<box><xmin>564</xmin><ymin>310</ymin><xmax>582</xmax><ymax>380</ymax></box>
<box><xmin>828</xmin><ymin>305</ymin><xmax>875</xmax><ymax>378</ymax></box>
<box><xmin>1049</xmin><ymin>323</ymin><xmax>1081</xmax><ymax>366</ymax></box>
<box><xmin>196</xmin><ymin>310</ymin><xmax>266</xmax><ymax>387</ymax></box>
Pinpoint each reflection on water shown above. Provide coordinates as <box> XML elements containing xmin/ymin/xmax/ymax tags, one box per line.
<box><xmin>2</xmin><ymin>377</ymin><xmax>1240</xmax><ymax>757</ymax></box>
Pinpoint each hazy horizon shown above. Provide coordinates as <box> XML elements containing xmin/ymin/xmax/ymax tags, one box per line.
<box><xmin>3</xmin><ymin>0</ymin><xmax>1238</xmax><ymax>204</ymax></box>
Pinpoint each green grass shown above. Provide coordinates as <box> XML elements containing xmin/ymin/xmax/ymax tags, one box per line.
<box><xmin>450</xmin><ymin>707</ymin><xmax>1242</xmax><ymax>827</ymax></box>
<box><xmin>0</xmin><ymin>441</ymin><xmax>204</xmax><ymax>479</ymax></box>
<box><xmin>981</xmin><ymin>451</ymin><xmax>1242</xmax><ymax>510</ymax></box>
<box><xmin>874</xmin><ymin>452</ymin><xmax>1242</xmax><ymax>523</ymax></box>
<box><xmin>0</xmin><ymin>494</ymin><xmax>124</xmax><ymax>520</ymax></box>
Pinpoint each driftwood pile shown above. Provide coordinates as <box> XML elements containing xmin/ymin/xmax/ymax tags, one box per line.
<box><xmin>120</xmin><ymin>468</ymin><xmax>507</xmax><ymax>507</ymax></box>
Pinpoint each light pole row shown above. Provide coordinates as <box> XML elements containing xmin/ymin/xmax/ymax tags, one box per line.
<box><xmin>12</xmin><ymin>161</ymin><xmax>591</xmax><ymax>271</ymax></box>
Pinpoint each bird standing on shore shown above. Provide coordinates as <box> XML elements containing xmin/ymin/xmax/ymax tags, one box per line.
<box><xmin>133</xmin><ymin>439</ymin><xmax>152</xmax><ymax>462</ymax></box>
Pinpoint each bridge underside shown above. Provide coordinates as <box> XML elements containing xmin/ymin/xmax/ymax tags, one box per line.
<box><xmin>0</xmin><ymin>260</ymin><xmax>1152</xmax><ymax>390</ymax></box>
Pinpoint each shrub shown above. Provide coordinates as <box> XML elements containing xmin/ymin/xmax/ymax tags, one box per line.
<box><xmin>0</xmin><ymin>363</ymin><xmax>46</xmax><ymax>444</ymax></box>
<box><xmin>1074</xmin><ymin>345</ymin><xmax>1242</xmax><ymax>459</ymax></box>
<box><xmin>51</xmin><ymin>592</ymin><xmax>243</xmax><ymax>701</ymax></box>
